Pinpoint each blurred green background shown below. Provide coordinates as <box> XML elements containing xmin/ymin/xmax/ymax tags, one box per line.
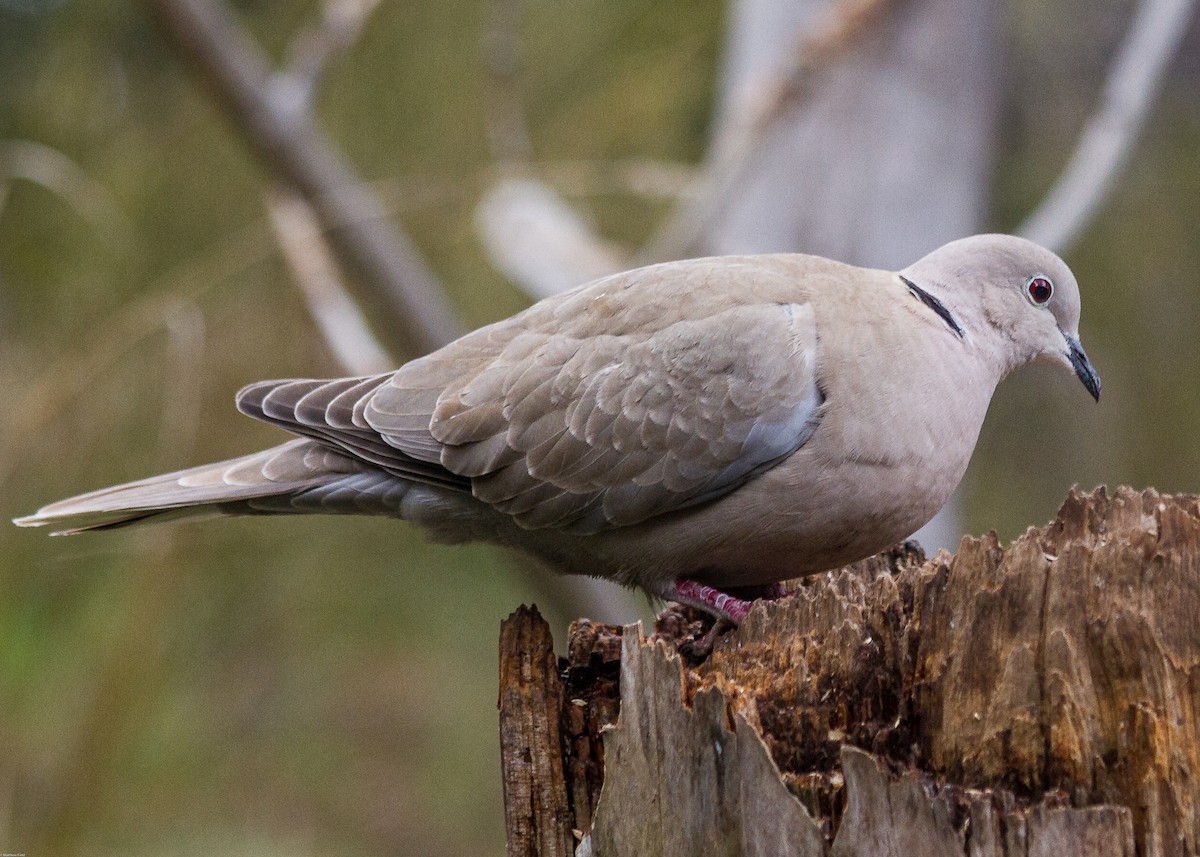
<box><xmin>1</xmin><ymin>0</ymin><xmax>1198</xmax><ymax>854</ymax></box>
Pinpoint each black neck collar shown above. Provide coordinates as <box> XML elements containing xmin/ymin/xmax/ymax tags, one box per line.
<box><xmin>900</xmin><ymin>275</ymin><xmax>964</xmax><ymax>339</ymax></box>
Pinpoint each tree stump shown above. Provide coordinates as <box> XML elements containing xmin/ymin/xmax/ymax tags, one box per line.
<box><xmin>498</xmin><ymin>486</ymin><xmax>1200</xmax><ymax>856</ymax></box>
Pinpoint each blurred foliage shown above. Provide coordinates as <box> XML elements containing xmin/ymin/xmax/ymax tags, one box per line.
<box><xmin>0</xmin><ymin>0</ymin><xmax>1197</xmax><ymax>855</ymax></box>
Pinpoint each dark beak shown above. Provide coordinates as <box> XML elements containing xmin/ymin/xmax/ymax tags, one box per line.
<box><xmin>1066</xmin><ymin>334</ymin><xmax>1101</xmax><ymax>402</ymax></box>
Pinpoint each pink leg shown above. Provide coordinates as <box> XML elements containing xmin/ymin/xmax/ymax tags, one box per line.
<box><xmin>665</xmin><ymin>579</ymin><xmax>754</xmax><ymax>623</ymax></box>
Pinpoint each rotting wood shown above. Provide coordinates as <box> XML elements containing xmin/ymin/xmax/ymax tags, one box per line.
<box><xmin>579</xmin><ymin>625</ymin><xmax>828</xmax><ymax>857</ymax></box>
<box><xmin>560</xmin><ymin>619</ymin><xmax>622</xmax><ymax>835</ymax></box>
<box><xmin>498</xmin><ymin>605</ymin><xmax>572</xmax><ymax>857</ymax></box>
<box><xmin>500</xmin><ymin>486</ymin><xmax>1200</xmax><ymax>855</ymax></box>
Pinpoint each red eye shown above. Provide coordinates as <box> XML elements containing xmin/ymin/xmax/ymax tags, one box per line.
<box><xmin>1026</xmin><ymin>276</ymin><xmax>1053</xmax><ymax>305</ymax></box>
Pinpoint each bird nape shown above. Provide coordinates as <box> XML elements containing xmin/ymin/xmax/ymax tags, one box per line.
<box><xmin>16</xmin><ymin>234</ymin><xmax>1100</xmax><ymax>623</ymax></box>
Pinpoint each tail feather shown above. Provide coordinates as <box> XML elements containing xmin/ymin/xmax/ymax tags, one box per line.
<box><xmin>14</xmin><ymin>439</ymin><xmax>367</xmax><ymax>535</ymax></box>
<box><xmin>236</xmin><ymin>376</ymin><xmax>469</xmax><ymax>491</ymax></box>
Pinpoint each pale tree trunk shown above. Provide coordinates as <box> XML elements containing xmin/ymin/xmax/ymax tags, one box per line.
<box><xmin>500</xmin><ymin>486</ymin><xmax>1200</xmax><ymax>855</ymax></box>
<box><xmin>708</xmin><ymin>0</ymin><xmax>999</xmax><ymax>263</ymax></box>
<box><xmin>702</xmin><ymin>0</ymin><xmax>1001</xmax><ymax>553</ymax></box>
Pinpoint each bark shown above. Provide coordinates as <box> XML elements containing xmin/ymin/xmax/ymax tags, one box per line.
<box><xmin>499</xmin><ymin>605</ymin><xmax>573</xmax><ymax>857</ymax></box>
<box><xmin>499</xmin><ymin>486</ymin><xmax>1200</xmax><ymax>855</ymax></box>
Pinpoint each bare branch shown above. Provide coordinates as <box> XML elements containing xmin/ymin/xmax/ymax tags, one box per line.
<box><xmin>533</xmin><ymin>159</ymin><xmax>697</xmax><ymax>201</ymax></box>
<box><xmin>276</xmin><ymin>0</ymin><xmax>382</xmax><ymax>115</ymax></box>
<box><xmin>0</xmin><ymin>139</ymin><xmax>134</xmax><ymax>247</ymax></box>
<box><xmin>641</xmin><ymin>0</ymin><xmax>897</xmax><ymax>263</ymax></box>
<box><xmin>472</xmin><ymin>161</ymin><xmax>695</xmax><ymax>301</ymax></box>
<box><xmin>366</xmin><ymin>160</ymin><xmax>697</xmax><ymax>223</ymax></box>
<box><xmin>143</xmin><ymin>0</ymin><xmax>463</xmax><ymax>356</ymax></box>
<box><xmin>265</xmin><ymin>187</ymin><xmax>394</xmax><ymax>375</ymax></box>
<box><xmin>476</xmin><ymin>178</ymin><xmax>627</xmax><ymax>300</ymax></box>
<box><xmin>1018</xmin><ymin>0</ymin><xmax>1198</xmax><ymax>254</ymax></box>
<box><xmin>475</xmin><ymin>0</ymin><xmax>637</xmax><ymax>306</ymax></box>
<box><xmin>483</xmin><ymin>0</ymin><xmax>532</xmax><ymax>164</ymax></box>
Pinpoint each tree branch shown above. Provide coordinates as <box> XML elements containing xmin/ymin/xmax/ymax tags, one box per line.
<box><xmin>476</xmin><ymin>178</ymin><xmax>627</xmax><ymax>300</ymax></box>
<box><xmin>0</xmin><ymin>139</ymin><xmax>134</xmax><ymax>248</ymax></box>
<box><xmin>640</xmin><ymin>0</ymin><xmax>897</xmax><ymax>263</ymax></box>
<box><xmin>265</xmin><ymin>187</ymin><xmax>394</xmax><ymax>375</ymax></box>
<box><xmin>1017</xmin><ymin>0</ymin><xmax>1198</xmax><ymax>253</ymax></box>
<box><xmin>475</xmin><ymin>0</ymin><xmax>628</xmax><ymax>303</ymax></box>
<box><xmin>277</xmin><ymin>0</ymin><xmax>382</xmax><ymax>114</ymax></box>
<box><xmin>483</xmin><ymin>0</ymin><xmax>532</xmax><ymax>165</ymax></box>
<box><xmin>533</xmin><ymin>159</ymin><xmax>697</xmax><ymax>201</ymax></box>
<box><xmin>143</xmin><ymin>0</ymin><xmax>463</xmax><ymax>356</ymax></box>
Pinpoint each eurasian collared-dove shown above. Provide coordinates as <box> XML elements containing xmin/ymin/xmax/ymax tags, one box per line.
<box><xmin>15</xmin><ymin>234</ymin><xmax>1100</xmax><ymax>621</ymax></box>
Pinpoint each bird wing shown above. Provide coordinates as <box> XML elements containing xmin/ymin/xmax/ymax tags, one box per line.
<box><xmin>242</xmin><ymin>257</ymin><xmax>827</xmax><ymax>533</ymax></box>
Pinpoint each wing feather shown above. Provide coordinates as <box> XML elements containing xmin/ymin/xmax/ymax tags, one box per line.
<box><xmin>233</xmin><ymin>257</ymin><xmax>827</xmax><ymax>533</ymax></box>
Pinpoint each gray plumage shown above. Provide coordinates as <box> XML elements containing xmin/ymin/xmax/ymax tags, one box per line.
<box><xmin>15</xmin><ymin>234</ymin><xmax>1100</xmax><ymax>616</ymax></box>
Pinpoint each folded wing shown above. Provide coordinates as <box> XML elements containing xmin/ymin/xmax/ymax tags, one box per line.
<box><xmin>19</xmin><ymin>257</ymin><xmax>828</xmax><ymax>536</ymax></box>
<box><xmin>242</xmin><ymin>259</ymin><xmax>826</xmax><ymax>533</ymax></box>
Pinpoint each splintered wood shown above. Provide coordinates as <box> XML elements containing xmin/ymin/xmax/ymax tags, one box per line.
<box><xmin>498</xmin><ymin>605</ymin><xmax>572</xmax><ymax>857</ymax></box>
<box><xmin>499</xmin><ymin>487</ymin><xmax>1200</xmax><ymax>856</ymax></box>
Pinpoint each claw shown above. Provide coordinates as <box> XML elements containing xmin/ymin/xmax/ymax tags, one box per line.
<box><xmin>682</xmin><ymin>617</ymin><xmax>733</xmax><ymax>660</ymax></box>
<box><xmin>663</xmin><ymin>579</ymin><xmax>793</xmax><ymax>658</ymax></box>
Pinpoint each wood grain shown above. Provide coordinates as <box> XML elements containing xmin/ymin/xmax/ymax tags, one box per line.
<box><xmin>502</xmin><ymin>487</ymin><xmax>1200</xmax><ymax>855</ymax></box>
<box><xmin>499</xmin><ymin>605</ymin><xmax>572</xmax><ymax>857</ymax></box>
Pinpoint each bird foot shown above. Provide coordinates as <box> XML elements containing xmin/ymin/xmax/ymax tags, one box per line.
<box><xmin>665</xmin><ymin>579</ymin><xmax>754</xmax><ymax>623</ymax></box>
<box><xmin>664</xmin><ymin>579</ymin><xmax>790</xmax><ymax>623</ymax></box>
<box><xmin>664</xmin><ymin>579</ymin><xmax>791</xmax><ymax>660</ymax></box>
<box><xmin>681</xmin><ymin>617</ymin><xmax>734</xmax><ymax>661</ymax></box>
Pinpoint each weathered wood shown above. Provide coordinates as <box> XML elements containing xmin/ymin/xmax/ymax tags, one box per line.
<box><xmin>500</xmin><ymin>487</ymin><xmax>1200</xmax><ymax>855</ymax></box>
<box><xmin>498</xmin><ymin>605</ymin><xmax>572</xmax><ymax>857</ymax></box>
<box><xmin>580</xmin><ymin>627</ymin><xmax>828</xmax><ymax>857</ymax></box>
<box><xmin>831</xmin><ymin>746</ymin><xmax>1135</xmax><ymax>857</ymax></box>
<box><xmin>560</xmin><ymin>619</ymin><xmax>622</xmax><ymax>834</ymax></box>
<box><xmin>910</xmin><ymin>485</ymin><xmax>1200</xmax><ymax>850</ymax></box>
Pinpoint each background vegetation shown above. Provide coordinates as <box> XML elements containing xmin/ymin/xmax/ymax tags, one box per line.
<box><xmin>1</xmin><ymin>0</ymin><xmax>1197</xmax><ymax>854</ymax></box>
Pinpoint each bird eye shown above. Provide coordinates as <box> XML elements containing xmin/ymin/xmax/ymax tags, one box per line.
<box><xmin>1026</xmin><ymin>275</ymin><xmax>1053</xmax><ymax>306</ymax></box>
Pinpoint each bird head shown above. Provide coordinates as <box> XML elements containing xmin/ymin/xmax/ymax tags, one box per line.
<box><xmin>901</xmin><ymin>234</ymin><xmax>1101</xmax><ymax>401</ymax></box>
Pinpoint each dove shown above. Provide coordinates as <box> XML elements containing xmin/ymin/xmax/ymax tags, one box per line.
<box><xmin>15</xmin><ymin>234</ymin><xmax>1100</xmax><ymax>622</ymax></box>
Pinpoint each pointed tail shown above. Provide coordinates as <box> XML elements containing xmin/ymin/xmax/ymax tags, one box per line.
<box><xmin>14</xmin><ymin>439</ymin><xmax>369</xmax><ymax>535</ymax></box>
